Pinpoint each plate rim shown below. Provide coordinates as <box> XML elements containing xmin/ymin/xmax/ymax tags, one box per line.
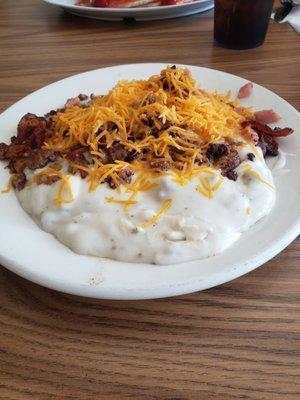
<box><xmin>0</xmin><ymin>62</ymin><xmax>299</xmax><ymax>300</ymax></box>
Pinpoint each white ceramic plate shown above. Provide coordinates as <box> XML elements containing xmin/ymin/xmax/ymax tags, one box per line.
<box><xmin>0</xmin><ymin>63</ymin><xmax>299</xmax><ymax>299</ymax></box>
<box><xmin>43</xmin><ymin>0</ymin><xmax>213</xmax><ymax>21</ymax></box>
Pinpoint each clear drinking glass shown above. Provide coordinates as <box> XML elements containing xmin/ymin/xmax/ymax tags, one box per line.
<box><xmin>214</xmin><ymin>0</ymin><xmax>275</xmax><ymax>50</ymax></box>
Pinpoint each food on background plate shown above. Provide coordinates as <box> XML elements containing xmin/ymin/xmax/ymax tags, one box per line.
<box><xmin>0</xmin><ymin>66</ymin><xmax>294</xmax><ymax>264</ymax></box>
<box><xmin>76</xmin><ymin>0</ymin><xmax>193</xmax><ymax>8</ymax></box>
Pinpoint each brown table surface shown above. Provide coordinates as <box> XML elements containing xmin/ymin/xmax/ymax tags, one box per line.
<box><xmin>0</xmin><ymin>1</ymin><xmax>299</xmax><ymax>399</ymax></box>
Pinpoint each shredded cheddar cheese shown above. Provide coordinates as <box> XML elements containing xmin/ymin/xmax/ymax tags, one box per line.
<box><xmin>105</xmin><ymin>196</ymin><xmax>137</xmax><ymax>207</ymax></box>
<box><xmin>42</xmin><ymin>66</ymin><xmax>253</xmax><ymax>200</ymax></box>
<box><xmin>34</xmin><ymin>167</ymin><xmax>74</xmax><ymax>205</ymax></box>
<box><xmin>140</xmin><ymin>198</ymin><xmax>173</xmax><ymax>228</ymax></box>
<box><xmin>196</xmin><ymin>171</ymin><xmax>224</xmax><ymax>199</ymax></box>
<box><xmin>1</xmin><ymin>176</ymin><xmax>12</xmax><ymax>194</ymax></box>
<box><xmin>243</xmin><ymin>165</ymin><xmax>274</xmax><ymax>190</ymax></box>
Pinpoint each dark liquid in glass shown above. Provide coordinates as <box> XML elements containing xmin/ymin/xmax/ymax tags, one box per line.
<box><xmin>214</xmin><ymin>0</ymin><xmax>275</xmax><ymax>50</ymax></box>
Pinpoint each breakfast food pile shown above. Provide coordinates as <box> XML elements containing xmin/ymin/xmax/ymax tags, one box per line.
<box><xmin>0</xmin><ymin>67</ymin><xmax>294</xmax><ymax>264</ymax></box>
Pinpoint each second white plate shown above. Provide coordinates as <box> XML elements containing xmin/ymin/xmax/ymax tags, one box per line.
<box><xmin>43</xmin><ymin>0</ymin><xmax>214</xmax><ymax>21</ymax></box>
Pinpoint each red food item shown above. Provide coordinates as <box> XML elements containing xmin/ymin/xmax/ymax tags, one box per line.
<box><xmin>65</xmin><ymin>96</ymin><xmax>81</xmax><ymax>108</ymax></box>
<box><xmin>92</xmin><ymin>0</ymin><xmax>109</xmax><ymax>7</ymax></box>
<box><xmin>240</xmin><ymin>125</ymin><xmax>259</xmax><ymax>143</ymax></box>
<box><xmin>254</xmin><ymin>109</ymin><xmax>281</xmax><ymax>124</ymax></box>
<box><xmin>161</xmin><ymin>0</ymin><xmax>178</xmax><ymax>4</ymax></box>
<box><xmin>237</xmin><ymin>82</ymin><xmax>253</xmax><ymax>99</ymax></box>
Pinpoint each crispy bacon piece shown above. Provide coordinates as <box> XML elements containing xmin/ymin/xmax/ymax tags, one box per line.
<box><xmin>11</xmin><ymin>158</ymin><xmax>27</xmax><ymax>174</ymax></box>
<box><xmin>237</xmin><ymin>82</ymin><xmax>253</xmax><ymax>99</ymax></box>
<box><xmin>254</xmin><ymin>109</ymin><xmax>281</xmax><ymax>124</ymax></box>
<box><xmin>241</xmin><ymin>120</ymin><xmax>273</xmax><ymax>136</ymax></box>
<box><xmin>65</xmin><ymin>147</ymin><xmax>90</xmax><ymax>179</ymax></box>
<box><xmin>11</xmin><ymin>173</ymin><xmax>26</xmax><ymax>191</ymax></box>
<box><xmin>16</xmin><ymin>113</ymin><xmax>47</xmax><ymax>148</ymax></box>
<box><xmin>241</xmin><ymin>120</ymin><xmax>282</xmax><ymax>157</ymax></box>
<box><xmin>6</xmin><ymin>149</ymin><xmax>58</xmax><ymax>174</ymax></box>
<box><xmin>0</xmin><ymin>143</ymin><xmax>8</xmax><ymax>160</ymax></box>
<box><xmin>5</xmin><ymin>144</ymin><xmax>31</xmax><ymax>159</ymax></box>
<box><xmin>269</xmin><ymin>127</ymin><xmax>294</xmax><ymax>137</ymax></box>
<box><xmin>0</xmin><ymin>113</ymin><xmax>60</xmax><ymax>191</ymax></box>
<box><xmin>242</xmin><ymin>120</ymin><xmax>294</xmax><ymax>137</ymax></box>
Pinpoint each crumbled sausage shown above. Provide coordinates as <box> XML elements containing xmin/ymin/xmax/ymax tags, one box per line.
<box><xmin>219</xmin><ymin>148</ymin><xmax>241</xmax><ymax>173</ymax></box>
<box><xmin>106</xmin><ymin>122</ymin><xmax>118</xmax><ymax>131</ymax></box>
<box><xmin>107</xmin><ymin>143</ymin><xmax>131</xmax><ymax>162</ymax></box>
<box><xmin>223</xmin><ymin>170</ymin><xmax>238</xmax><ymax>181</ymax></box>
<box><xmin>162</xmin><ymin>121</ymin><xmax>174</xmax><ymax>130</ymax></box>
<box><xmin>257</xmin><ymin>134</ymin><xmax>267</xmax><ymax>156</ymax></box>
<box><xmin>68</xmin><ymin>164</ymin><xmax>88</xmax><ymax>179</ymax></box>
<box><xmin>65</xmin><ymin>146</ymin><xmax>88</xmax><ymax>162</ymax></box>
<box><xmin>206</xmin><ymin>143</ymin><xmax>240</xmax><ymax>180</ymax></box>
<box><xmin>36</xmin><ymin>174</ymin><xmax>61</xmax><ymax>185</ymax></box>
<box><xmin>150</xmin><ymin>159</ymin><xmax>171</xmax><ymax>171</ymax></box>
<box><xmin>141</xmin><ymin>115</ymin><xmax>155</xmax><ymax>128</ymax></box>
<box><xmin>64</xmin><ymin>147</ymin><xmax>90</xmax><ymax>177</ymax></box>
<box><xmin>118</xmin><ymin>167</ymin><xmax>134</xmax><ymax>184</ymax></box>
<box><xmin>142</xmin><ymin>93</ymin><xmax>158</xmax><ymax>106</ymax></box>
<box><xmin>264</xmin><ymin>135</ymin><xmax>279</xmax><ymax>157</ymax></box>
<box><xmin>206</xmin><ymin>143</ymin><xmax>228</xmax><ymax>161</ymax></box>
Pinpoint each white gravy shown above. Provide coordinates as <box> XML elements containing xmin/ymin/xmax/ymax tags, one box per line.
<box><xmin>16</xmin><ymin>145</ymin><xmax>275</xmax><ymax>264</ymax></box>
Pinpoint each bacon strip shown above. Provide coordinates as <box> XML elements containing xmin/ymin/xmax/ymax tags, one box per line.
<box><xmin>269</xmin><ymin>127</ymin><xmax>294</xmax><ymax>137</ymax></box>
<box><xmin>242</xmin><ymin>120</ymin><xmax>294</xmax><ymax>137</ymax></box>
<box><xmin>241</xmin><ymin>120</ymin><xmax>273</xmax><ymax>136</ymax></box>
